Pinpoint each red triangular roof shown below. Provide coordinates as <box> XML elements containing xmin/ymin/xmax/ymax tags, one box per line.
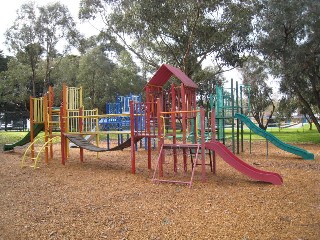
<box><xmin>146</xmin><ymin>64</ymin><xmax>198</xmax><ymax>89</ymax></box>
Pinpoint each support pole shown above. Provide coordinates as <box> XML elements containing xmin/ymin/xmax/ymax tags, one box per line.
<box><xmin>211</xmin><ymin>109</ymin><xmax>216</xmax><ymax>174</ymax></box>
<box><xmin>79</xmin><ymin>107</ymin><xmax>84</xmax><ymax>162</ymax></box>
<box><xmin>157</xmin><ymin>98</ymin><xmax>164</xmax><ymax>177</ymax></box>
<box><xmin>30</xmin><ymin>96</ymin><xmax>35</xmax><ymax>160</ymax></box>
<box><xmin>200</xmin><ymin>107</ymin><xmax>206</xmax><ymax>182</ymax></box>
<box><xmin>181</xmin><ymin>83</ymin><xmax>187</xmax><ymax>172</ymax></box>
<box><xmin>130</xmin><ymin>100</ymin><xmax>136</xmax><ymax>174</ymax></box>
<box><xmin>171</xmin><ymin>84</ymin><xmax>177</xmax><ymax>172</ymax></box>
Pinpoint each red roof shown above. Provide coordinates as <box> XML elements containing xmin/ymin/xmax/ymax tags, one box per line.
<box><xmin>146</xmin><ymin>64</ymin><xmax>198</xmax><ymax>89</ymax></box>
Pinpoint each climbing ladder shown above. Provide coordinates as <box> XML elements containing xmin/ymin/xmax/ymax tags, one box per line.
<box><xmin>152</xmin><ymin>143</ymin><xmax>201</xmax><ymax>188</ymax></box>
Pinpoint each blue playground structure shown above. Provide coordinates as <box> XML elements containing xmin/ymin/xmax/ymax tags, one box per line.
<box><xmin>99</xmin><ymin>94</ymin><xmax>153</xmax><ymax>150</ymax></box>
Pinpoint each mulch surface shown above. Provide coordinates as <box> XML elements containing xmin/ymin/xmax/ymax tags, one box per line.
<box><xmin>0</xmin><ymin>140</ymin><xmax>319</xmax><ymax>239</ymax></box>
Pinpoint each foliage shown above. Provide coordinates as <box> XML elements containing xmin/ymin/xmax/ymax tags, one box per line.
<box><xmin>0</xmin><ymin>59</ymin><xmax>31</xmax><ymax>111</ymax></box>
<box><xmin>79</xmin><ymin>0</ymin><xmax>255</xmax><ymax>79</ymax></box>
<box><xmin>0</xmin><ymin>50</ymin><xmax>9</xmax><ymax>72</ymax></box>
<box><xmin>241</xmin><ymin>56</ymin><xmax>275</xmax><ymax>129</ymax></box>
<box><xmin>5</xmin><ymin>2</ymin><xmax>81</xmax><ymax>95</ymax></box>
<box><xmin>77</xmin><ymin>47</ymin><xmax>142</xmax><ymax>112</ymax></box>
<box><xmin>255</xmin><ymin>0</ymin><xmax>320</xmax><ymax>132</ymax></box>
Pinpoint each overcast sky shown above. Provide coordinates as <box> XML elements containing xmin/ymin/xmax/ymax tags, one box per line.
<box><xmin>0</xmin><ymin>0</ymin><xmax>101</xmax><ymax>55</ymax></box>
<box><xmin>0</xmin><ymin>0</ymin><xmax>242</xmax><ymax>83</ymax></box>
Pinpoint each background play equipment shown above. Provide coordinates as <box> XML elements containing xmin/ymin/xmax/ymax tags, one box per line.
<box><xmin>99</xmin><ymin>94</ymin><xmax>149</xmax><ymax>150</ymax></box>
<box><xmin>235</xmin><ymin>113</ymin><xmax>314</xmax><ymax>160</ymax></box>
<box><xmin>210</xmin><ymin>79</ymin><xmax>251</xmax><ymax>154</ymax></box>
<box><xmin>3</xmin><ymin>123</ymin><xmax>44</xmax><ymax>151</ymax></box>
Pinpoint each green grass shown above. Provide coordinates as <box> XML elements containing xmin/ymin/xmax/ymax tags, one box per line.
<box><xmin>225</xmin><ymin>123</ymin><xmax>320</xmax><ymax>144</ymax></box>
<box><xmin>1</xmin><ymin>123</ymin><xmax>319</xmax><ymax>148</ymax></box>
<box><xmin>0</xmin><ymin>131</ymin><xmax>30</xmax><ymax>145</ymax></box>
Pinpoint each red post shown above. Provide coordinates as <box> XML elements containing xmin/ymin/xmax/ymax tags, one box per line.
<box><xmin>171</xmin><ymin>84</ymin><xmax>178</xmax><ymax>172</ymax></box>
<box><xmin>79</xmin><ymin>107</ymin><xmax>84</xmax><ymax>162</ymax></box>
<box><xmin>157</xmin><ymin>98</ymin><xmax>164</xmax><ymax>177</ymax></box>
<box><xmin>43</xmin><ymin>94</ymin><xmax>49</xmax><ymax>164</ymax></box>
<box><xmin>60</xmin><ymin>84</ymin><xmax>68</xmax><ymax>165</ymax></box>
<box><xmin>130</xmin><ymin>100</ymin><xmax>136</xmax><ymax>174</ymax></box>
<box><xmin>146</xmin><ymin>100</ymin><xmax>152</xmax><ymax>169</ymax></box>
<box><xmin>181</xmin><ymin>83</ymin><xmax>187</xmax><ymax>172</ymax></box>
<box><xmin>60</xmin><ymin>105</ymin><xmax>66</xmax><ymax>165</ymax></box>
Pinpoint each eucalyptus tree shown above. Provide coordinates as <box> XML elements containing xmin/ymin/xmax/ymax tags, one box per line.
<box><xmin>255</xmin><ymin>0</ymin><xmax>320</xmax><ymax>132</ymax></box>
<box><xmin>77</xmin><ymin>47</ymin><xmax>117</xmax><ymax>111</ymax></box>
<box><xmin>79</xmin><ymin>0</ymin><xmax>255</xmax><ymax>79</ymax></box>
<box><xmin>5</xmin><ymin>2</ymin><xmax>81</xmax><ymax>96</ymax></box>
<box><xmin>0</xmin><ymin>50</ymin><xmax>9</xmax><ymax>72</ymax></box>
<box><xmin>241</xmin><ymin>56</ymin><xmax>275</xmax><ymax>130</ymax></box>
<box><xmin>0</xmin><ymin>59</ymin><xmax>31</xmax><ymax>111</ymax></box>
<box><xmin>111</xmin><ymin>50</ymin><xmax>144</xmax><ymax>96</ymax></box>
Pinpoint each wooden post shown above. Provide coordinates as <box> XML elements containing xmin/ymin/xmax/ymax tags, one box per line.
<box><xmin>79</xmin><ymin>107</ymin><xmax>84</xmax><ymax>162</ymax></box>
<box><xmin>171</xmin><ymin>84</ymin><xmax>178</xmax><ymax>172</ymax></box>
<box><xmin>157</xmin><ymin>98</ymin><xmax>164</xmax><ymax>177</ymax></box>
<box><xmin>130</xmin><ymin>100</ymin><xmax>136</xmax><ymax>174</ymax></box>
<box><xmin>181</xmin><ymin>83</ymin><xmax>187</xmax><ymax>172</ymax></box>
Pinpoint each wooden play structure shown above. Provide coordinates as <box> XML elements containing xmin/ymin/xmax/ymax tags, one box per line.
<box><xmin>16</xmin><ymin>64</ymin><xmax>284</xmax><ymax>186</ymax></box>
<box><xmin>20</xmin><ymin>86</ymin><xmax>61</xmax><ymax>168</ymax></box>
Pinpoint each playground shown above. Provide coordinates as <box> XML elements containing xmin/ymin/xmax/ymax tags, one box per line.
<box><xmin>0</xmin><ymin>64</ymin><xmax>319</xmax><ymax>239</ymax></box>
<box><xmin>0</xmin><ymin>141</ymin><xmax>319</xmax><ymax>239</ymax></box>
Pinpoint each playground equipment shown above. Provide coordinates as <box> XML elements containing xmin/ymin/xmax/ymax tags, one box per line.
<box><xmin>15</xmin><ymin>86</ymin><xmax>61</xmax><ymax>167</ymax></box>
<box><xmin>210</xmin><ymin>79</ymin><xmax>313</xmax><ymax>160</ymax></box>
<box><xmin>59</xmin><ymin>84</ymin><xmax>157</xmax><ymax>173</ymax></box>
<box><xmin>147</xmin><ymin>65</ymin><xmax>282</xmax><ymax>186</ymax></box>
<box><xmin>99</xmin><ymin>94</ymin><xmax>150</xmax><ymax>150</ymax></box>
<box><xmin>10</xmin><ymin>64</ymin><xmax>287</xmax><ymax>186</ymax></box>
<box><xmin>3</xmin><ymin>124</ymin><xmax>44</xmax><ymax>151</ymax></box>
<box><xmin>235</xmin><ymin>113</ymin><xmax>314</xmax><ymax>160</ymax></box>
<box><xmin>211</xmin><ymin>79</ymin><xmax>251</xmax><ymax>154</ymax></box>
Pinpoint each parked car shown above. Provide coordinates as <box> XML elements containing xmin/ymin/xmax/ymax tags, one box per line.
<box><xmin>0</xmin><ymin>123</ymin><xmax>13</xmax><ymax>130</ymax></box>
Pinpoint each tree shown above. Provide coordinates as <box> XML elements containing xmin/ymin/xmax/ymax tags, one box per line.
<box><xmin>0</xmin><ymin>50</ymin><xmax>9</xmax><ymax>72</ymax></box>
<box><xmin>255</xmin><ymin>0</ymin><xmax>320</xmax><ymax>132</ymax></box>
<box><xmin>0</xmin><ymin>58</ymin><xmax>31</xmax><ymax>112</ymax></box>
<box><xmin>5</xmin><ymin>2</ymin><xmax>81</xmax><ymax>96</ymax></box>
<box><xmin>241</xmin><ymin>56</ymin><xmax>275</xmax><ymax>130</ymax></box>
<box><xmin>110</xmin><ymin>50</ymin><xmax>144</xmax><ymax>96</ymax></box>
<box><xmin>192</xmin><ymin>66</ymin><xmax>225</xmax><ymax>106</ymax></box>
<box><xmin>79</xmin><ymin>0</ymin><xmax>255</xmax><ymax>79</ymax></box>
<box><xmin>77</xmin><ymin>47</ymin><xmax>117</xmax><ymax>111</ymax></box>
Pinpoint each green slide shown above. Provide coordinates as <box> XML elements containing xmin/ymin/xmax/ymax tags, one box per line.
<box><xmin>235</xmin><ymin>113</ymin><xmax>314</xmax><ymax>160</ymax></box>
<box><xmin>3</xmin><ymin>123</ymin><xmax>44</xmax><ymax>151</ymax></box>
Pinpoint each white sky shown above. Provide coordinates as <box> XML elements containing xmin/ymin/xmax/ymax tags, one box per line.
<box><xmin>0</xmin><ymin>0</ymin><xmax>242</xmax><ymax>84</ymax></box>
<box><xmin>0</xmin><ymin>0</ymin><xmax>101</xmax><ymax>55</ymax></box>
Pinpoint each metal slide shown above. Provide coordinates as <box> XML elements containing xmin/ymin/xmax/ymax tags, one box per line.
<box><xmin>3</xmin><ymin>124</ymin><xmax>44</xmax><ymax>151</ymax></box>
<box><xmin>205</xmin><ymin>141</ymin><xmax>283</xmax><ymax>185</ymax></box>
<box><xmin>235</xmin><ymin>113</ymin><xmax>314</xmax><ymax>160</ymax></box>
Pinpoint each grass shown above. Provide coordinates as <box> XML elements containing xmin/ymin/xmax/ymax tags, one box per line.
<box><xmin>0</xmin><ymin>124</ymin><xmax>319</xmax><ymax>148</ymax></box>
<box><xmin>226</xmin><ymin>123</ymin><xmax>320</xmax><ymax>144</ymax></box>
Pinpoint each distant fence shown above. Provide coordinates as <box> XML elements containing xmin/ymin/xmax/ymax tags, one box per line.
<box><xmin>0</xmin><ymin>111</ymin><xmax>29</xmax><ymax>131</ymax></box>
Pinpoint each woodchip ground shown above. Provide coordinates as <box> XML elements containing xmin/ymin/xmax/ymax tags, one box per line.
<box><xmin>0</xmin><ymin>141</ymin><xmax>319</xmax><ymax>239</ymax></box>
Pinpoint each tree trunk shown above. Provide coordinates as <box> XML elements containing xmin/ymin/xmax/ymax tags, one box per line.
<box><xmin>294</xmin><ymin>87</ymin><xmax>320</xmax><ymax>132</ymax></box>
